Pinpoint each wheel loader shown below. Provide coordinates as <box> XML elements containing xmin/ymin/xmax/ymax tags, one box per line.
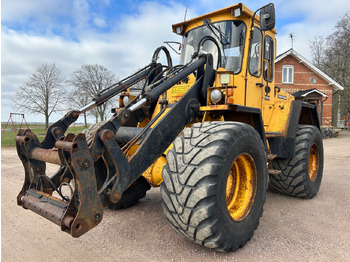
<box><xmin>15</xmin><ymin>3</ymin><xmax>324</xmax><ymax>252</ymax></box>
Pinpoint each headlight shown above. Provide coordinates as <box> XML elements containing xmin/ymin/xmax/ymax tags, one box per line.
<box><xmin>210</xmin><ymin>89</ymin><xmax>222</xmax><ymax>103</ymax></box>
<box><xmin>220</xmin><ymin>74</ymin><xmax>231</xmax><ymax>85</ymax></box>
<box><xmin>175</xmin><ymin>26</ymin><xmax>182</xmax><ymax>35</ymax></box>
<box><xmin>123</xmin><ymin>96</ymin><xmax>130</xmax><ymax>106</ymax></box>
<box><xmin>232</xmin><ymin>7</ymin><xmax>242</xmax><ymax>17</ymax></box>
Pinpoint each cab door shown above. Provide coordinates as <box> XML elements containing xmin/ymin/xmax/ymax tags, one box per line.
<box><xmin>245</xmin><ymin>27</ymin><xmax>264</xmax><ymax>109</ymax></box>
<box><xmin>261</xmin><ymin>34</ymin><xmax>275</xmax><ymax>126</ymax></box>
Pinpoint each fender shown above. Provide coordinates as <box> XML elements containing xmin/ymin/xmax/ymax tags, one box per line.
<box><xmin>268</xmin><ymin>100</ymin><xmax>320</xmax><ymax>159</ymax></box>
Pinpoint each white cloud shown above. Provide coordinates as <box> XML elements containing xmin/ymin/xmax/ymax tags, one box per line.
<box><xmin>194</xmin><ymin>0</ymin><xmax>266</xmax><ymax>14</ymax></box>
<box><xmin>2</xmin><ymin>0</ymin><xmax>350</xmax><ymax>124</ymax></box>
<box><xmin>93</xmin><ymin>17</ymin><xmax>108</xmax><ymax>28</ymax></box>
<box><xmin>276</xmin><ymin>0</ymin><xmax>350</xmax><ymax>22</ymax></box>
<box><xmin>2</xmin><ymin>0</ymin><xmax>71</xmax><ymax>23</ymax></box>
<box><xmin>275</xmin><ymin>0</ymin><xmax>350</xmax><ymax>60</ymax></box>
<box><xmin>1</xmin><ymin>1</ymin><xmax>188</xmax><ymax>123</ymax></box>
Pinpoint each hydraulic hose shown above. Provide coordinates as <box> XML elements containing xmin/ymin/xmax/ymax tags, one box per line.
<box><xmin>145</xmin><ymin>55</ymin><xmax>207</xmax><ymax>103</ymax></box>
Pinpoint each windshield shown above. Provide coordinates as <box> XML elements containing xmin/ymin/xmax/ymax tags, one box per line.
<box><xmin>180</xmin><ymin>20</ymin><xmax>246</xmax><ymax>73</ymax></box>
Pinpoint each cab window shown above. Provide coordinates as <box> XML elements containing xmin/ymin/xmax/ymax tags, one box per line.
<box><xmin>263</xmin><ymin>35</ymin><xmax>274</xmax><ymax>82</ymax></box>
<box><xmin>248</xmin><ymin>27</ymin><xmax>262</xmax><ymax>77</ymax></box>
<box><xmin>180</xmin><ymin>20</ymin><xmax>246</xmax><ymax>73</ymax></box>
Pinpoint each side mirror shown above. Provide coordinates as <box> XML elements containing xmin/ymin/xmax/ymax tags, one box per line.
<box><xmin>260</xmin><ymin>3</ymin><xmax>275</xmax><ymax>31</ymax></box>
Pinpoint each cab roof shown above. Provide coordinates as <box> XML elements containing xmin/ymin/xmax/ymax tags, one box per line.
<box><xmin>172</xmin><ymin>3</ymin><xmax>258</xmax><ymax>35</ymax></box>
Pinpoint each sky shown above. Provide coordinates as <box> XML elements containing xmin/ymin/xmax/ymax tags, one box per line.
<box><xmin>2</xmin><ymin>0</ymin><xmax>350</xmax><ymax>124</ymax></box>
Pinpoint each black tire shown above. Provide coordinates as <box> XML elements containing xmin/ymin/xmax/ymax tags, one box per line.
<box><xmin>270</xmin><ymin>125</ymin><xmax>324</xmax><ymax>198</ymax></box>
<box><xmin>161</xmin><ymin>122</ymin><xmax>267</xmax><ymax>252</ymax></box>
<box><xmin>107</xmin><ymin>176</ymin><xmax>151</xmax><ymax>210</ymax></box>
<box><xmin>85</xmin><ymin>123</ymin><xmax>151</xmax><ymax>210</ymax></box>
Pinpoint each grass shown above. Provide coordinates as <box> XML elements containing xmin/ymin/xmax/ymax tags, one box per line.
<box><xmin>1</xmin><ymin>123</ymin><xmax>88</xmax><ymax>147</ymax></box>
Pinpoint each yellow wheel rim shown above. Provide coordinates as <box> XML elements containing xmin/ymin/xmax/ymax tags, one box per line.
<box><xmin>308</xmin><ymin>144</ymin><xmax>319</xmax><ymax>182</ymax></box>
<box><xmin>226</xmin><ymin>154</ymin><xmax>257</xmax><ymax>221</ymax></box>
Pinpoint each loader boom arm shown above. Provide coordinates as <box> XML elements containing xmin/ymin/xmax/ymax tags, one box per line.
<box><xmin>15</xmin><ymin>50</ymin><xmax>214</xmax><ymax>237</ymax></box>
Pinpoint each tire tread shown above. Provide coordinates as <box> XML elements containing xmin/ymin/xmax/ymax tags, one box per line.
<box><xmin>161</xmin><ymin>122</ymin><xmax>267</xmax><ymax>252</ymax></box>
<box><xmin>270</xmin><ymin>125</ymin><xmax>323</xmax><ymax>198</ymax></box>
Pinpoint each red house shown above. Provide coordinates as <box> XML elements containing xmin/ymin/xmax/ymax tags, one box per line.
<box><xmin>275</xmin><ymin>49</ymin><xmax>344</xmax><ymax>126</ymax></box>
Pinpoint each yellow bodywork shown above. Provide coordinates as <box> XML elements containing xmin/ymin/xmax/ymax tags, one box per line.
<box><xmin>135</xmin><ymin>3</ymin><xmax>294</xmax><ymax>187</ymax></box>
<box><xmin>143</xmin><ymin>155</ymin><xmax>167</xmax><ymax>186</ymax></box>
<box><xmin>172</xmin><ymin>3</ymin><xmax>294</xmax><ymax>135</ymax></box>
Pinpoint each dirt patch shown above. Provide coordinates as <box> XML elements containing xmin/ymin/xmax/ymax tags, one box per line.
<box><xmin>2</xmin><ymin>131</ymin><xmax>350</xmax><ymax>261</ymax></box>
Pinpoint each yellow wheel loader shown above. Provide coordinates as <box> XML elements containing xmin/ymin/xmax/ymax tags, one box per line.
<box><xmin>16</xmin><ymin>3</ymin><xmax>324</xmax><ymax>252</ymax></box>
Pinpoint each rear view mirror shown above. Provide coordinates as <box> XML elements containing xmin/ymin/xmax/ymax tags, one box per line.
<box><xmin>260</xmin><ymin>3</ymin><xmax>275</xmax><ymax>31</ymax></box>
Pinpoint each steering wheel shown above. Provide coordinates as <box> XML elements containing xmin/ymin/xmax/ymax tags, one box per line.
<box><xmin>197</xmin><ymin>36</ymin><xmax>222</xmax><ymax>69</ymax></box>
<box><xmin>253</xmin><ymin>43</ymin><xmax>260</xmax><ymax>57</ymax></box>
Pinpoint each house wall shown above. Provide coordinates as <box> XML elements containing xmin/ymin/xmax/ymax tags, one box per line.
<box><xmin>275</xmin><ymin>55</ymin><xmax>333</xmax><ymax>126</ymax></box>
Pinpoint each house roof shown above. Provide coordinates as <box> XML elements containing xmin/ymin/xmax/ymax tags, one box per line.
<box><xmin>292</xmin><ymin>88</ymin><xmax>328</xmax><ymax>98</ymax></box>
<box><xmin>275</xmin><ymin>48</ymin><xmax>344</xmax><ymax>91</ymax></box>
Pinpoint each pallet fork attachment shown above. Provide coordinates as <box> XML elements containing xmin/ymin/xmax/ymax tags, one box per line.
<box><xmin>16</xmin><ymin>128</ymin><xmax>104</xmax><ymax>237</ymax></box>
<box><xmin>15</xmin><ymin>50</ymin><xmax>214</xmax><ymax>237</ymax></box>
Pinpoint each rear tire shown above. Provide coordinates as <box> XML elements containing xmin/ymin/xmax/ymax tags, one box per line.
<box><xmin>161</xmin><ymin>122</ymin><xmax>267</xmax><ymax>252</ymax></box>
<box><xmin>270</xmin><ymin>125</ymin><xmax>324</xmax><ymax>198</ymax></box>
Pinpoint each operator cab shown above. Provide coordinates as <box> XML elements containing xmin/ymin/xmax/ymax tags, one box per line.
<box><xmin>172</xmin><ymin>3</ymin><xmax>277</xmax><ymax>110</ymax></box>
<box><xmin>175</xmin><ymin>3</ymin><xmax>275</xmax><ymax>72</ymax></box>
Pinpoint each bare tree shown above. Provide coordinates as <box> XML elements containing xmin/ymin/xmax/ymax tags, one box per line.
<box><xmin>70</xmin><ymin>64</ymin><xmax>117</xmax><ymax>123</ymax></box>
<box><xmin>310</xmin><ymin>36</ymin><xmax>326</xmax><ymax>70</ymax></box>
<box><xmin>67</xmin><ymin>89</ymin><xmax>90</xmax><ymax>127</ymax></box>
<box><xmin>14</xmin><ymin>62</ymin><xmax>66</xmax><ymax>129</ymax></box>
<box><xmin>310</xmin><ymin>12</ymin><xmax>350</xmax><ymax>125</ymax></box>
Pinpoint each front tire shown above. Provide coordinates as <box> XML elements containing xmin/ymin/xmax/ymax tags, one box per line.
<box><xmin>270</xmin><ymin>125</ymin><xmax>324</xmax><ymax>198</ymax></box>
<box><xmin>107</xmin><ymin>176</ymin><xmax>151</xmax><ymax>210</ymax></box>
<box><xmin>161</xmin><ymin>122</ymin><xmax>267</xmax><ymax>252</ymax></box>
<box><xmin>85</xmin><ymin>123</ymin><xmax>151</xmax><ymax>210</ymax></box>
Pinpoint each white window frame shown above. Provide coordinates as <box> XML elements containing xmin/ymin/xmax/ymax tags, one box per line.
<box><xmin>282</xmin><ymin>65</ymin><xmax>294</xmax><ymax>84</ymax></box>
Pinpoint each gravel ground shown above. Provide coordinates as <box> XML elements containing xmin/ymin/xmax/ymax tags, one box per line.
<box><xmin>2</xmin><ymin>130</ymin><xmax>350</xmax><ymax>261</ymax></box>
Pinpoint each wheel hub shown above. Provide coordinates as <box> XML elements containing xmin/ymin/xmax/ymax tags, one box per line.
<box><xmin>308</xmin><ymin>143</ymin><xmax>319</xmax><ymax>182</ymax></box>
<box><xmin>226</xmin><ymin>154</ymin><xmax>257</xmax><ymax>221</ymax></box>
